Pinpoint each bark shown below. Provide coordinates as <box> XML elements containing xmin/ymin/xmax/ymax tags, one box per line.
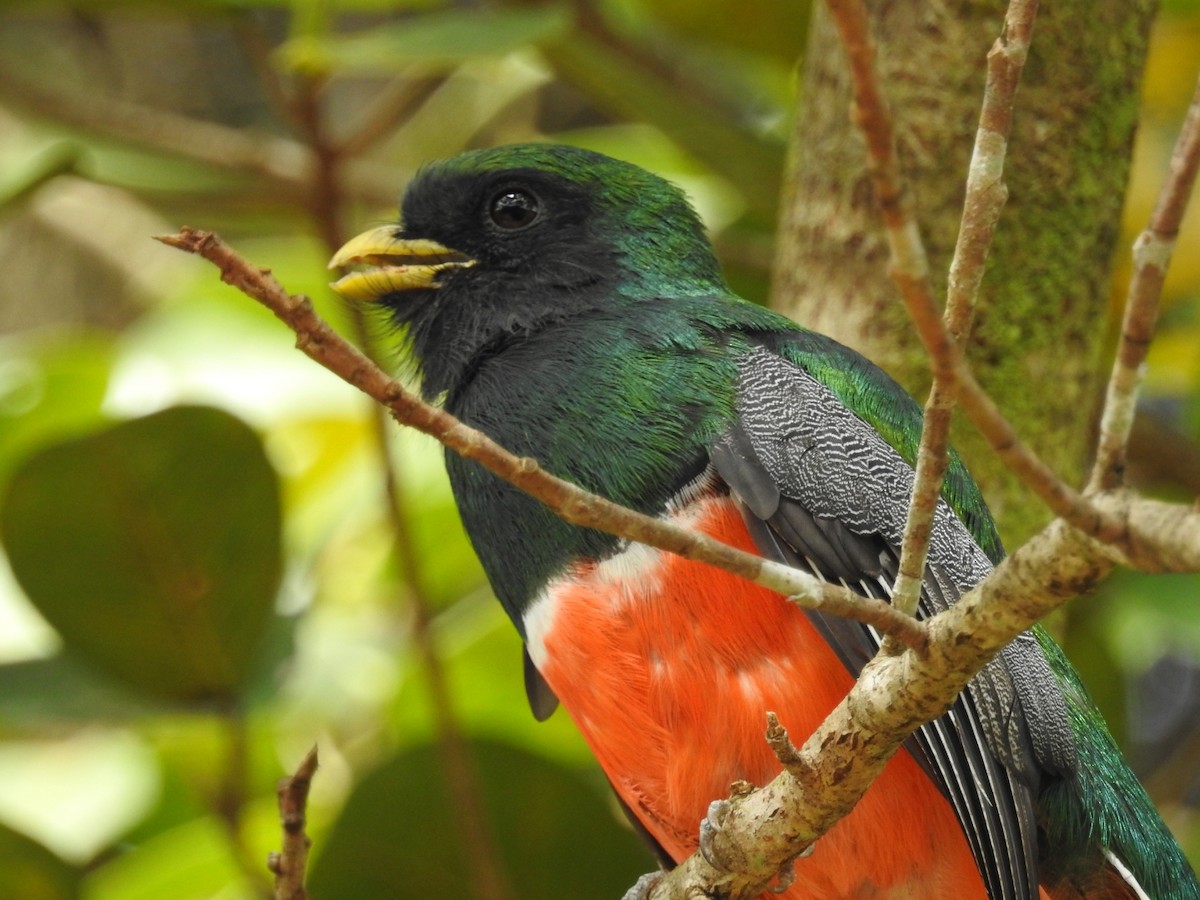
<box><xmin>772</xmin><ymin>0</ymin><xmax>1158</xmax><ymax>545</ymax></box>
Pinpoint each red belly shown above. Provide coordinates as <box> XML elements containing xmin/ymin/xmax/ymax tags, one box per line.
<box><xmin>529</xmin><ymin>495</ymin><xmax>989</xmax><ymax>899</ymax></box>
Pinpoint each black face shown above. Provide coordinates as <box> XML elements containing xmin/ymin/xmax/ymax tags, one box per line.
<box><xmin>388</xmin><ymin>166</ymin><xmax>621</xmax><ymax>400</ymax></box>
<box><xmin>399</xmin><ymin>166</ymin><xmax>612</xmax><ymax>281</ymax></box>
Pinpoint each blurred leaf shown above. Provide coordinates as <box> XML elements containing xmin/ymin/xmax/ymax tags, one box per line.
<box><xmin>1097</xmin><ymin>570</ymin><xmax>1200</xmax><ymax>669</ymax></box>
<box><xmin>0</xmin><ymin>141</ymin><xmax>83</xmax><ymax>212</ymax></box>
<box><xmin>1141</xmin><ymin>17</ymin><xmax>1200</xmax><ymax>115</ymax></box>
<box><xmin>238</xmin><ymin>609</ymin><xmax>301</xmax><ymax>707</ymax></box>
<box><xmin>83</xmin><ymin>814</ymin><xmax>248</xmax><ymax>900</ymax></box>
<box><xmin>279</xmin><ymin>6</ymin><xmax>569</xmax><ymax>74</ymax></box>
<box><xmin>0</xmin><ymin>405</ymin><xmax>282</xmax><ymax>704</ymax></box>
<box><xmin>0</xmin><ymin>656</ymin><xmax>158</xmax><ymax>725</ymax></box>
<box><xmin>640</xmin><ymin>0</ymin><xmax>810</xmax><ymax>61</ymax></box>
<box><xmin>0</xmin><ymin>822</ymin><xmax>80</xmax><ymax>900</ymax></box>
<box><xmin>234</xmin><ymin>0</ymin><xmax>446</xmax><ymax>12</ymax></box>
<box><xmin>128</xmin><ymin>714</ymin><xmax>288</xmax><ymax>854</ymax></box>
<box><xmin>0</xmin><ymin>334</ymin><xmax>114</xmax><ymax>490</ymax></box>
<box><xmin>389</xmin><ymin>601</ymin><xmax>595</xmax><ymax>767</ymax></box>
<box><xmin>309</xmin><ymin>738</ymin><xmax>649</xmax><ymax>900</ymax></box>
<box><xmin>0</xmin><ymin>731</ymin><xmax>159</xmax><ymax>866</ymax></box>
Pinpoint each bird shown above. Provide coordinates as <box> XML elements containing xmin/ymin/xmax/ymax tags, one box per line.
<box><xmin>328</xmin><ymin>143</ymin><xmax>1199</xmax><ymax>899</ymax></box>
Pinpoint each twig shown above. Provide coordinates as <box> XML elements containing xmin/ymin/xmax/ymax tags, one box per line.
<box><xmin>338</xmin><ymin>75</ymin><xmax>446</xmax><ymax>158</ymax></box>
<box><xmin>822</xmin><ymin>0</ymin><xmax>1124</xmax><ymax>548</ymax></box>
<box><xmin>820</xmin><ymin>0</ymin><xmax>958</xmax><ymax>617</ymax></box>
<box><xmin>898</xmin><ymin>0</ymin><xmax>1039</xmax><ymax>615</ymax></box>
<box><xmin>822</xmin><ymin>0</ymin><xmax>1040</xmax><ymax>614</ymax></box>
<box><xmin>945</xmin><ymin>0</ymin><xmax>1038</xmax><ymax>338</ymax></box>
<box><xmin>0</xmin><ymin>65</ymin><xmax>399</xmax><ymax>209</ymax></box>
<box><xmin>764</xmin><ymin>712</ymin><xmax>807</xmax><ymax>772</ymax></box>
<box><xmin>284</xmin><ymin>74</ymin><xmax>516</xmax><ymax>900</ymax></box>
<box><xmin>269</xmin><ymin>746</ymin><xmax>319</xmax><ymax>900</ymax></box>
<box><xmin>155</xmin><ymin>227</ymin><xmax>929</xmax><ymax>652</ymax></box>
<box><xmin>1090</xmin><ymin>73</ymin><xmax>1200</xmax><ymax>492</ymax></box>
<box><xmin>822</xmin><ymin>0</ymin><xmax>936</xmax><ymax>310</ymax></box>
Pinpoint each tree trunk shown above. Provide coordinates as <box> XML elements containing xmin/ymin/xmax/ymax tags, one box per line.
<box><xmin>771</xmin><ymin>0</ymin><xmax>1157</xmax><ymax>545</ymax></box>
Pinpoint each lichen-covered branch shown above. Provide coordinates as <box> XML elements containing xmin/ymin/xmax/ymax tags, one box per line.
<box><xmin>1091</xmin><ymin>74</ymin><xmax>1200</xmax><ymax>492</ymax></box>
<box><xmin>823</xmin><ymin>0</ymin><xmax>1041</xmax><ymax>618</ymax></box>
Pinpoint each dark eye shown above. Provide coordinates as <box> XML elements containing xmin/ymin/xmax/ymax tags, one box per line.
<box><xmin>489</xmin><ymin>190</ymin><xmax>540</xmax><ymax>230</ymax></box>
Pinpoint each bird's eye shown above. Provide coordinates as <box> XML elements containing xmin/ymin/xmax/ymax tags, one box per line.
<box><xmin>489</xmin><ymin>190</ymin><xmax>540</xmax><ymax>230</ymax></box>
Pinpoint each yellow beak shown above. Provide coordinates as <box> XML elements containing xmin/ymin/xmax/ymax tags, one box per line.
<box><xmin>327</xmin><ymin>225</ymin><xmax>475</xmax><ymax>301</ymax></box>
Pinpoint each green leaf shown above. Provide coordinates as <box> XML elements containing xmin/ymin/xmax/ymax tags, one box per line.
<box><xmin>0</xmin><ymin>142</ymin><xmax>83</xmax><ymax>212</ymax></box>
<box><xmin>279</xmin><ymin>6</ymin><xmax>570</xmax><ymax>74</ymax></box>
<box><xmin>83</xmin><ymin>814</ymin><xmax>250</xmax><ymax>900</ymax></box>
<box><xmin>0</xmin><ymin>823</ymin><xmax>80</xmax><ymax>900</ymax></box>
<box><xmin>0</xmin><ymin>405</ymin><xmax>282</xmax><ymax>704</ymax></box>
<box><xmin>0</xmin><ymin>333</ymin><xmax>114</xmax><ymax>491</ymax></box>
<box><xmin>0</xmin><ymin>656</ymin><xmax>158</xmax><ymax>725</ymax></box>
<box><xmin>309</xmin><ymin>738</ymin><xmax>650</xmax><ymax>899</ymax></box>
<box><xmin>638</xmin><ymin>0</ymin><xmax>810</xmax><ymax>62</ymax></box>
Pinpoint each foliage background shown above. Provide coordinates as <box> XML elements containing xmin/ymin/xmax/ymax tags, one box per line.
<box><xmin>0</xmin><ymin>1</ymin><xmax>1197</xmax><ymax>897</ymax></box>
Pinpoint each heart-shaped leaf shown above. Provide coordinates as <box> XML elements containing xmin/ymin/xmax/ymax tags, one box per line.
<box><xmin>1</xmin><ymin>405</ymin><xmax>282</xmax><ymax>704</ymax></box>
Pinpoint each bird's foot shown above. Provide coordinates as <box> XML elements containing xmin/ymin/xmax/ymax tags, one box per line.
<box><xmin>699</xmin><ymin>797</ymin><xmax>736</xmax><ymax>870</ymax></box>
<box><xmin>700</xmin><ymin>795</ymin><xmax>814</xmax><ymax>894</ymax></box>
<box><xmin>621</xmin><ymin>870</ymin><xmax>664</xmax><ymax>900</ymax></box>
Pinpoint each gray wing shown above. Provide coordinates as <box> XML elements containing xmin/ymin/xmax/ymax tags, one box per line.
<box><xmin>710</xmin><ymin>345</ymin><xmax>1076</xmax><ymax>900</ymax></box>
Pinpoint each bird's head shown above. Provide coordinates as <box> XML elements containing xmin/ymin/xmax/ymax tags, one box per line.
<box><xmin>329</xmin><ymin>143</ymin><xmax>725</xmax><ymax>398</ymax></box>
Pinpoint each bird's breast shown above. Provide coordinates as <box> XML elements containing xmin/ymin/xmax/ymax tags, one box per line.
<box><xmin>522</xmin><ymin>493</ymin><xmax>990</xmax><ymax>899</ymax></box>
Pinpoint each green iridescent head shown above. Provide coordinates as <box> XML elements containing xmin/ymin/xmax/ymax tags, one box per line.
<box><xmin>328</xmin><ymin>144</ymin><xmax>728</xmax><ymax>396</ymax></box>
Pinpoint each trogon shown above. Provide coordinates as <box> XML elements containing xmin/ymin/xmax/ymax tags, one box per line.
<box><xmin>329</xmin><ymin>144</ymin><xmax>1199</xmax><ymax>899</ymax></box>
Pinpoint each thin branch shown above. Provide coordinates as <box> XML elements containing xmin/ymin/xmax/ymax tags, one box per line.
<box><xmin>810</xmin><ymin>0</ymin><xmax>944</xmax><ymax>617</ymax></box>
<box><xmin>897</xmin><ymin>0</ymin><xmax>1039</xmax><ymax>616</ymax></box>
<box><xmin>954</xmin><ymin>362</ymin><xmax>1126</xmax><ymax>536</ymax></box>
<box><xmin>823</xmin><ymin>0</ymin><xmax>1038</xmax><ymax>615</ymax></box>
<box><xmin>822</xmin><ymin>0</ymin><xmax>936</xmax><ymax>308</ymax></box>
<box><xmin>1090</xmin><ymin>73</ymin><xmax>1200</xmax><ymax>492</ymax></box>
<box><xmin>764</xmin><ymin>712</ymin><xmax>807</xmax><ymax>772</ymax></box>
<box><xmin>945</xmin><ymin>0</ymin><xmax>1038</xmax><ymax>339</ymax></box>
<box><xmin>338</xmin><ymin>75</ymin><xmax>446</xmax><ymax>159</ymax></box>
<box><xmin>155</xmin><ymin>227</ymin><xmax>930</xmax><ymax>652</ymax></box>
<box><xmin>0</xmin><ymin>65</ymin><xmax>399</xmax><ymax>209</ymax></box>
<box><xmin>822</xmin><ymin>0</ymin><xmax>1124</xmax><ymax>548</ymax></box>
<box><xmin>269</xmin><ymin>746</ymin><xmax>319</xmax><ymax>900</ymax></box>
<box><xmin>284</xmin><ymin>74</ymin><xmax>516</xmax><ymax>900</ymax></box>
